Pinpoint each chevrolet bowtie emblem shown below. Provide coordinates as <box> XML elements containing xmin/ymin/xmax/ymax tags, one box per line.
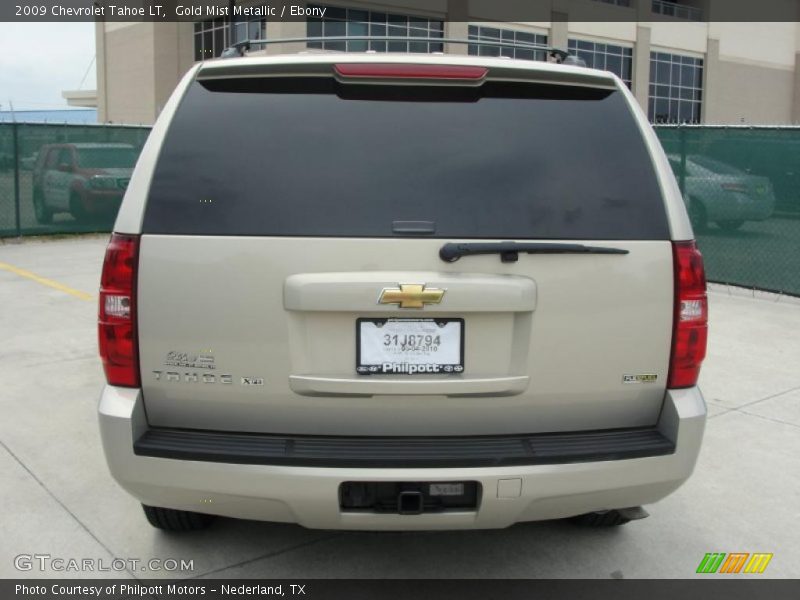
<box><xmin>378</xmin><ymin>284</ymin><xmax>445</xmax><ymax>309</ymax></box>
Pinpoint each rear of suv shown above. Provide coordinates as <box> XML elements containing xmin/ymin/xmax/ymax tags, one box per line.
<box><xmin>98</xmin><ymin>52</ymin><xmax>708</xmax><ymax>531</ymax></box>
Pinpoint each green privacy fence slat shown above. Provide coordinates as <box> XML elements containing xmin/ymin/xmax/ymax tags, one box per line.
<box><xmin>656</xmin><ymin>125</ymin><xmax>800</xmax><ymax>296</ymax></box>
<box><xmin>0</xmin><ymin>122</ymin><xmax>149</xmax><ymax>237</ymax></box>
<box><xmin>1</xmin><ymin>122</ymin><xmax>799</xmax><ymax>296</ymax></box>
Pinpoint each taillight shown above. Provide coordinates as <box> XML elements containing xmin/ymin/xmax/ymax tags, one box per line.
<box><xmin>334</xmin><ymin>63</ymin><xmax>488</xmax><ymax>80</ymax></box>
<box><xmin>668</xmin><ymin>241</ymin><xmax>708</xmax><ymax>388</ymax></box>
<box><xmin>98</xmin><ymin>234</ymin><xmax>140</xmax><ymax>387</ymax></box>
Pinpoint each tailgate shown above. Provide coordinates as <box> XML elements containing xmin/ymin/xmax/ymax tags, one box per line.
<box><xmin>134</xmin><ymin>60</ymin><xmax>674</xmax><ymax>436</ymax></box>
<box><xmin>137</xmin><ymin>236</ymin><xmax>673</xmax><ymax>436</ymax></box>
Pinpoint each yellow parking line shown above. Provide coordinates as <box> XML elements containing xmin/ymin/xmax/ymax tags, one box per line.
<box><xmin>0</xmin><ymin>261</ymin><xmax>95</xmax><ymax>302</ymax></box>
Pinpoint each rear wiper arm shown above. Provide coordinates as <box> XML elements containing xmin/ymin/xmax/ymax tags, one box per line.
<box><xmin>439</xmin><ymin>242</ymin><xmax>630</xmax><ymax>263</ymax></box>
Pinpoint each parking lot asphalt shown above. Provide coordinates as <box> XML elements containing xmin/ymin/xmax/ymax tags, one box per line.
<box><xmin>1</xmin><ymin>235</ymin><xmax>798</xmax><ymax>579</ymax></box>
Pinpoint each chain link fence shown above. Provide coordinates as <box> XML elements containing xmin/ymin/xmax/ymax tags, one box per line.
<box><xmin>0</xmin><ymin>122</ymin><xmax>149</xmax><ymax>237</ymax></box>
<box><xmin>1</xmin><ymin>122</ymin><xmax>798</xmax><ymax>296</ymax></box>
<box><xmin>656</xmin><ymin>126</ymin><xmax>800</xmax><ymax>296</ymax></box>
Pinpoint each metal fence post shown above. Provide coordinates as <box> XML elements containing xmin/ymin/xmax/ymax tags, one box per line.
<box><xmin>12</xmin><ymin>120</ymin><xmax>21</xmax><ymax>237</ymax></box>
<box><xmin>678</xmin><ymin>125</ymin><xmax>687</xmax><ymax>195</ymax></box>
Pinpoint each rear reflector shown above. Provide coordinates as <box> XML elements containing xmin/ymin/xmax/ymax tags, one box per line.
<box><xmin>668</xmin><ymin>241</ymin><xmax>708</xmax><ymax>389</ymax></box>
<box><xmin>334</xmin><ymin>63</ymin><xmax>488</xmax><ymax>80</ymax></box>
<box><xmin>98</xmin><ymin>234</ymin><xmax>140</xmax><ymax>387</ymax></box>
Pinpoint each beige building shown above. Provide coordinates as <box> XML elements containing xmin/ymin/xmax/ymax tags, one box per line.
<box><xmin>95</xmin><ymin>0</ymin><xmax>800</xmax><ymax>125</ymax></box>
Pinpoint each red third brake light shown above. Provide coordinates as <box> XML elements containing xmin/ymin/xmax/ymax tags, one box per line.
<box><xmin>98</xmin><ymin>234</ymin><xmax>140</xmax><ymax>387</ymax></box>
<box><xmin>668</xmin><ymin>241</ymin><xmax>708</xmax><ymax>388</ymax></box>
<box><xmin>334</xmin><ymin>63</ymin><xmax>488</xmax><ymax>80</ymax></box>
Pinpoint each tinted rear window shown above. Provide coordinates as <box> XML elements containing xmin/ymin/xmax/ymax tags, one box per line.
<box><xmin>144</xmin><ymin>77</ymin><xmax>669</xmax><ymax>239</ymax></box>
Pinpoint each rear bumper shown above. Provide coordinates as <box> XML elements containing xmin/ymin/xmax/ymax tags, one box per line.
<box><xmin>703</xmin><ymin>194</ymin><xmax>775</xmax><ymax>222</ymax></box>
<box><xmin>98</xmin><ymin>387</ymin><xmax>706</xmax><ymax>530</ymax></box>
<box><xmin>79</xmin><ymin>189</ymin><xmax>124</xmax><ymax>214</ymax></box>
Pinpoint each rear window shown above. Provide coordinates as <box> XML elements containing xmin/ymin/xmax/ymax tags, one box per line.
<box><xmin>143</xmin><ymin>76</ymin><xmax>669</xmax><ymax>240</ymax></box>
<box><xmin>689</xmin><ymin>155</ymin><xmax>743</xmax><ymax>176</ymax></box>
<box><xmin>78</xmin><ymin>147</ymin><xmax>137</xmax><ymax>169</ymax></box>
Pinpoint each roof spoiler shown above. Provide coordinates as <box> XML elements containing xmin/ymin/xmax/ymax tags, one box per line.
<box><xmin>220</xmin><ymin>36</ymin><xmax>586</xmax><ymax>67</ymax></box>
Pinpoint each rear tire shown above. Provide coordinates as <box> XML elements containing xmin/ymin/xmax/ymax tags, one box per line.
<box><xmin>142</xmin><ymin>504</ymin><xmax>215</xmax><ymax>531</ymax></box>
<box><xmin>568</xmin><ymin>510</ymin><xmax>632</xmax><ymax>527</ymax></box>
<box><xmin>33</xmin><ymin>190</ymin><xmax>53</xmax><ymax>224</ymax></box>
<box><xmin>69</xmin><ymin>192</ymin><xmax>89</xmax><ymax>223</ymax></box>
<box><xmin>717</xmin><ymin>220</ymin><xmax>744</xmax><ymax>231</ymax></box>
<box><xmin>687</xmin><ymin>198</ymin><xmax>708</xmax><ymax>233</ymax></box>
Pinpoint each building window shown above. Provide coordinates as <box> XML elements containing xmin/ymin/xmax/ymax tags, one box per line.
<box><xmin>468</xmin><ymin>26</ymin><xmax>548</xmax><ymax>61</ymax></box>
<box><xmin>568</xmin><ymin>39</ymin><xmax>632</xmax><ymax>87</ymax></box>
<box><xmin>648</xmin><ymin>51</ymin><xmax>703</xmax><ymax>124</ymax></box>
<box><xmin>307</xmin><ymin>5</ymin><xmax>443</xmax><ymax>53</ymax></box>
<box><xmin>194</xmin><ymin>17</ymin><xmax>267</xmax><ymax>61</ymax></box>
<box><xmin>652</xmin><ymin>0</ymin><xmax>703</xmax><ymax>21</ymax></box>
<box><xmin>592</xmin><ymin>0</ymin><xmax>632</xmax><ymax>7</ymax></box>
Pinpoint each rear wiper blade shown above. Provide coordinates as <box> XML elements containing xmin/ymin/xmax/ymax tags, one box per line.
<box><xmin>439</xmin><ymin>242</ymin><xmax>630</xmax><ymax>263</ymax></box>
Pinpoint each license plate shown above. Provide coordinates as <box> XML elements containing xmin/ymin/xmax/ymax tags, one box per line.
<box><xmin>429</xmin><ymin>483</ymin><xmax>465</xmax><ymax>497</ymax></box>
<box><xmin>356</xmin><ymin>318</ymin><xmax>464</xmax><ymax>375</ymax></box>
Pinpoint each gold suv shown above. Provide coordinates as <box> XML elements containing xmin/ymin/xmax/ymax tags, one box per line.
<box><xmin>98</xmin><ymin>51</ymin><xmax>708</xmax><ymax>531</ymax></box>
